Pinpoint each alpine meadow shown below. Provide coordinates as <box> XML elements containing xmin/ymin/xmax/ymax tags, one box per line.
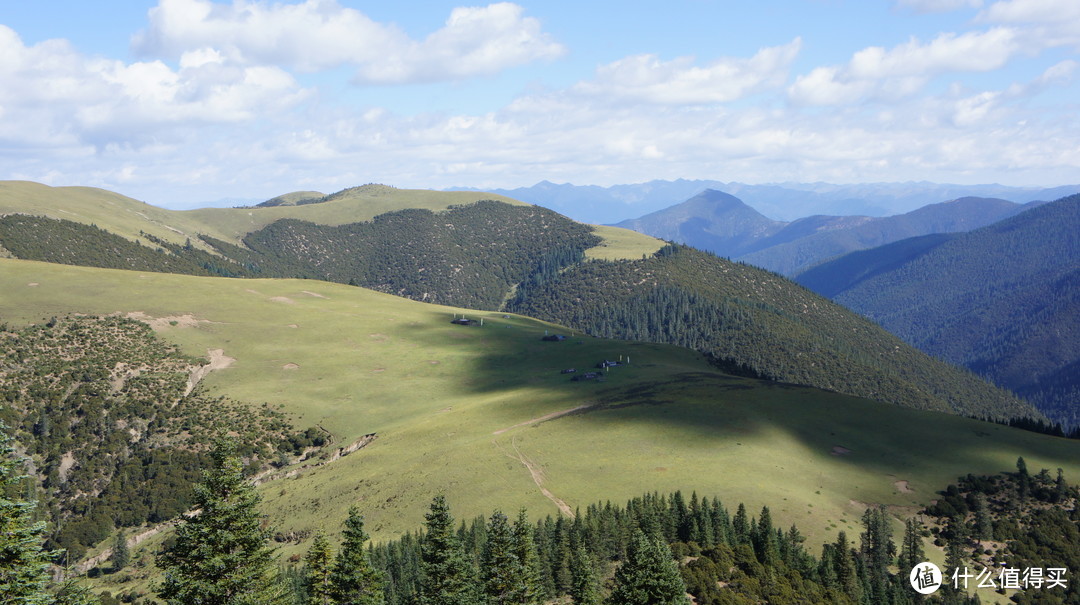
<box><xmin>4</xmin><ymin>1</ymin><xmax>1080</xmax><ymax>602</ymax></box>
<box><xmin>1</xmin><ymin>180</ymin><xmax>1078</xmax><ymax>604</ymax></box>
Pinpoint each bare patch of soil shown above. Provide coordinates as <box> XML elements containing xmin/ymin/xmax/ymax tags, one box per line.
<box><xmin>283</xmin><ymin>363</ymin><xmax>300</xmax><ymax>370</ymax></box>
<box><xmin>831</xmin><ymin>445</ymin><xmax>852</xmax><ymax>456</ymax></box>
<box><xmin>184</xmin><ymin>349</ymin><xmax>236</xmax><ymax>396</ymax></box>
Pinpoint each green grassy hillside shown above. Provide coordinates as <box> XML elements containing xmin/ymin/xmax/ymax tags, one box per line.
<box><xmin>0</xmin><ymin>180</ymin><xmax>659</xmax><ymax>262</ymax></box>
<box><xmin>2</xmin><ymin>258</ymin><xmax>1077</xmax><ymax>559</ymax></box>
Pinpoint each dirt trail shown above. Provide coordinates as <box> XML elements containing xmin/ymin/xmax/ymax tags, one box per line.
<box><xmin>493</xmin><ymin>404</ymin><xmax>593</xmax><ymax>435</ymax></box>
<box><xmin>495</xmin><ymin>437</ymin><xmax>575</xmax><ymax>518</ymax></box>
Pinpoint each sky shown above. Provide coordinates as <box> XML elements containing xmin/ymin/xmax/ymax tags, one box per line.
<box><xmin>1</xmin><ymin>0</ymin><xmax>1079</xmax><ymax>208</ymax></box>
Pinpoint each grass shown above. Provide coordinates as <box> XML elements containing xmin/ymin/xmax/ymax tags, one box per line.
<box><xmin>4</xmin><ymin>257</ymin><xmax>1078</xmax><ymax>562</ymax></box>
<box><xmin>0</xmin><ymin>179</ymin><xmax>659</xmax><ymax>261</ymax></box>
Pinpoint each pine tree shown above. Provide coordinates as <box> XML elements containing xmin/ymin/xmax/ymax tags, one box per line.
<box><xmin>481</xmin><ymin>511</ymin><xmax>521</xmax><ymax>605</ymax></box>
<box><xmin>305</xmin><ymin>532</ymin><xmax>334</xmax><ymax>605</ymax></box>
<box><xmin>111</xmin><ymin>532</ymin><xmax>130</xmax><ymax>574</ymax></box>
<box><xmin>606</xmin><ymin>530</ymin><xmax>689</xmax><ymax>605</ymax></box>
<box><xmin>898</xmin><ymin>518</ymin><xmax>926</xmax><ymax>572</ymax></box>
<box><xmin>330</xmin><ymin>508</ymin><xmax>384</xmax><ymax>605</ymax></box>
<box><xmin>510</xmin><ymin>510</ymin><xmax>542</xmax><ymax>604</ymax></box>
<box><xmin>831</xmin><ymin>531</ymin><xmax>861</xmax><ymax>603</ymax></box>
<box><xmin>0</xmin><ymin>422</ymin><xmax>55</xmax><ymax>605</ymax></box>
<box><xmin>156</xmin><ymin>438</ymin><xmax>287</xmax><ymax>605</ymax></box>
<box><xmin>420</xmin><ymin>496</ymin><xmax>477</xmax><ymax>605</ymax></box>
<box><xmin>568</xmin><ymin>547</ymin><xmax>601</xmax><ymax>605</ymax></box>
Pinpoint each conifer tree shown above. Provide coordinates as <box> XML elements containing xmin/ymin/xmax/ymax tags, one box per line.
<box><xmin>156</xmin><ymin>438</ymin><xmax>286</xmax><ymax>605</ymax></box>
<box><xmin>898</xmin><ymin>518</ymin><xmax>926</xmax><ymax>572</ymax></box>
<box><xmin>568</xmin><ymin>547</ymin><xmax>601</xmax><ymax>605</ymax></box>
<box><xmin>831</xmin><ymin>531</ymin><xmax>861</xmax><ymax>603</ymax></box>
<box><xmin>305</xmin><ymin>532</ymin><xmax>334</xmax><ymax>605</ymax></box>
<box><xmin>481</xmin><ymin>511</ymin><xmax>521</xmax><ymax>605</ymax></box>
<box><xmin>511</xmin><ymin>510</ymin><xmax>542</xmax><ymax>604</ymax></box>
<box><xmin>606</xmin><ymin>530</ymin><xmax>688</xmax><ymax>605</ymax></box>
<box><xmin>111</xmin><ymin>532</ymin><xmax>129</xmax><ymax>574</ymax></box>
<box><xmin>330</xmin><ymin>508</ymin><xmax>384</xmax><ymax>605</ymax></box>
<box><xmin>0</xmin><ymin>422</ymin><xmax>54</xmax><ymax>605</ymax></box>
<box><xmin>420</xmin><ymin>496</ymin><xmax>477</xmax><ymax>605</ymax></box>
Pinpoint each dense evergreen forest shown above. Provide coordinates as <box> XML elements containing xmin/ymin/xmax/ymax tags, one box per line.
<box><xmin>796</xmin><ymin>195</ymin><xmax>1080</xmax><ymax>428</ymax></box>
<box><xmin>507</xmin><ymin>244</ymin><xmax>1035</xmax><ymax>420</ymax></box>
<box><xmin>0</xmin><ymin>315</ymin><xmax>319</xmax><ymax>561</ymax></box>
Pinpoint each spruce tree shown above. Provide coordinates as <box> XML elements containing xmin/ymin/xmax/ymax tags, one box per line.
<box><xmin>305</xmin><ymin>532</ymin><xmax>334</xmax><ymax>605</ymax></box>
<box><xmin>420</xmin><ymin>496</ymin><xmax>477</xmax><ymax>605</ymax></box>
<box><xmin>510</xmin><ymin>509</ymin><xmax>542</xmax><ymax>604</ymax></box>
<box><xmin>898</xmin><ymin>518</ymin><xmax>926</xmax><ymax>572</ymax></box>
<box><xmin>111</xmin><ymin>532</ymin><xmax>130</xmax><ymax>574</ymax></box>
<box><xmin>0</xmin><ymin>422</ymin><xmax>54</xmax><ymax>605</ymax></box>
<box><xmin>330</xmin><ymin>508</ymin><xmax>384</xmax><ymax>605</ymax></box>
<box><xmin>156</xmin><ymin>438</ymin><xmax>286</xmax><ymax>605</ymax></box>
<box><xmin>606</xmin><ymin>530</ymin><xmax>689</xmax><ymax>605</ymax></box>
<box><xmin>481</xmin><ymin>511</ymin><xmax>520</xmax><ymax>605</ymax></box>
<box><xmin>568</xmin><ymin>547</ymin><xmax>601</xmax><ymax>605</ymax></box>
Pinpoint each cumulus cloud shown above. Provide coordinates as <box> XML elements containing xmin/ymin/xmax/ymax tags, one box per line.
<box><xmin>132</xmin><ymin>0</ymin><xmax>565</xmax><ymax>83</ymax></box>
<box><xmin>0</xmin><ymin>24</ymin><xmax>306</xmax><ymax>150</ymax></box>
<box><xmin>571</xmin><ymin>39</ymin><xmax>801</xmax><ymax>105</ymax></box>
<box><xmin>789</xmin><ymin>28</ymin><xmax>1020</xmax><ymax>105</ymax></box>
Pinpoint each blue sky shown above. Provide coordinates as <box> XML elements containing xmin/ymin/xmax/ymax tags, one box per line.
<box><xmin>1</xmin><ymin>0</ymin><xmax>1078</xmax><ymax>208</ymax></box>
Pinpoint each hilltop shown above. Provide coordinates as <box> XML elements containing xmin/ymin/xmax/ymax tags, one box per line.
<box><xmin>0</xmin><ymin>181</ymin><xmax>1035</xmax><ymax>421</ymax></box>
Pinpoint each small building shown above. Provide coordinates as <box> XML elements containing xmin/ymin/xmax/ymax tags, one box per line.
<box><xmin>451</xmin><ymin>318</ymin><xmax>474</xmax><ymax>326</ymax></box>
<box><xmin>542</xmin><ymin>334</ymin><xmax>566</xmax><ymax>342</ymax></box>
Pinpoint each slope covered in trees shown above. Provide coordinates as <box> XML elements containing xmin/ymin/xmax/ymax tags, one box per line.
<box><xmin>0</xmin><ymin>315</ymin><xmax>315</xmax><ymax>560</ymax></box>
<box><xmin>795</xmin><ymin>194</ymin><xmax>1080</xmax><ymax>428</ymax></box>
<box><xmin>508</xmin><ymin>244</ymin><xmax>1037</xmax><ymax>420</ymax></box>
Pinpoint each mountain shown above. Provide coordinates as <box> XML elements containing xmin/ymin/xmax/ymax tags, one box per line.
<box><xmin>795</xmin><ymin>194</ymin><xmax>1080</xmax><ymax>428</ymax></box>
<box><xmin>615</xmin><ymin>190</ymin><xmax>1035</xmax><ymax>275</ymax></box>
<box><xmin>2</xmin><ymin>180</ymin><xmax>1079</xmax><ymax>594</ymax></box>
<box><xmin>455</xmin><ymin>179</ymin><xmax>1080</xmax><ymax>224</ymax></box>
<box><xmin>0</xmin><ymin>180</ymin><xmax>1036</xmax><ymax>423</ymax></box>
<box><xmin>614</xmin><ymin>189</ymin><xmax>784</xmax><ymax>256</ymax></box>
<box><xmin>3</xmin><ymin>258</ymin><xmax>1078</xmax><ymax>563</ymax></box>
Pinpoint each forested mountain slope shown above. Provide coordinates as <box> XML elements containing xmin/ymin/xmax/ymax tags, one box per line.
<box><xmin>507</xmin><ymin>244</ymin><xmax>1037</xmax><ymax>420</ymax></box>
<box><xmin>0</xmin><ymin>183</ymin><xmax>1043</xmax><ymax>422</ymax></box>
<box><xmin>796</xmin><ymin>194</ymin><xmax>1080</xmax><ymax>427</ymax></box>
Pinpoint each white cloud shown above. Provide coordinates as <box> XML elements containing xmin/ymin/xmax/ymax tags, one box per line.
<box><xmin>0</xmin><ymin>24</ymin><xmax>307</xmax><ymax>150</ymax></box>
<box><xmin>980</xmin><ymin>0</ymin><xmax>1080</xmax><ymax>23</ymax></box>
<box><xmin>572</xmin><ymin>39</ymin><xmax>801</xmax><ymax>105</ymax></box>
<box><xmin>978</xmin><ymin>0</ymin><xmax>1080</xmax><ymax>49</ymax></box>
<box><xmin>789</xmin><ymin>28</ymin><xmax>1020</xmax><ymax>105</ymax></box>
<box><xmin>895</xmin><ymin>0</ymin><xmax>983</xmax><ymax>13</ymax></box>
<box><xmin>133</xmin><ymin>0</ymin><xmax>565</xmax><ymax>83</ymax></box>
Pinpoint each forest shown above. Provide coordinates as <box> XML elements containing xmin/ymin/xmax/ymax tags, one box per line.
<box><xmin>7</xmin><ymin>435</ymin><xmax>1078</xmax><ymax>604</ymax></box>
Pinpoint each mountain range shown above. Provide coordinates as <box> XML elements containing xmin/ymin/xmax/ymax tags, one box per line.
<box><xmin>1</xmin><ymin>179</ymin><xmax>1078</xmax><ymax>600</ymax></box>
<box><xmin>796</xmin><ymin>194</ymin><xmax>1080</xmax><ymax>429</ymax></box>
<box><xmin>613</xmin><ymin>189</ymin><xmax>1041</xmax><ymax>275</ymax></box>
<box><xmin>454</xmin><ymin>179</ymin><xmax>1080</xmax><ymax>224</ymax></box>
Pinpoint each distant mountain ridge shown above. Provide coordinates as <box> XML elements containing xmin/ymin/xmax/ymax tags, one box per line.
<box><xmin>613</xmin><ymin>189</ymin><xmax>1036</xmax><ymax>275</ymax></box>
<box><xmin>795</xmin><ymin>194</ymin><xmax>1080</xmax><ymax>428</ymax></box>
<box><xmin>453</xmin><ymin>179</ymin><xmax>1080</xmax><ymax>224</ymax></box>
